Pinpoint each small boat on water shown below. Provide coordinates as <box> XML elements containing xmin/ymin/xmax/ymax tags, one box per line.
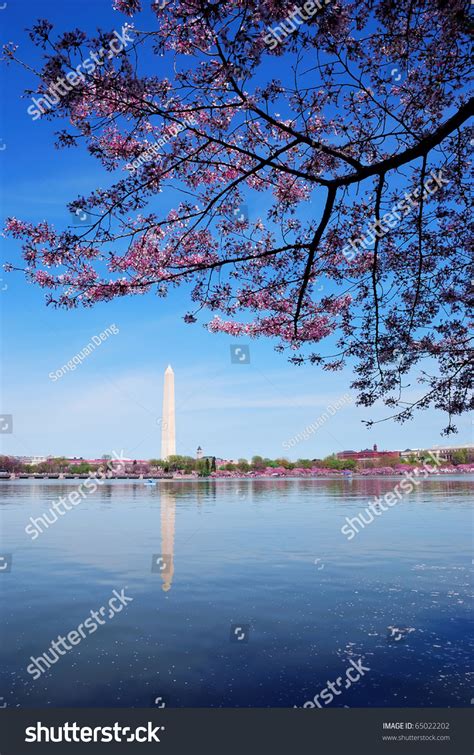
<box><xmin>144</xmin><ymin>479</ymin><xmax>157</xmax><ymax>486</ymax></box>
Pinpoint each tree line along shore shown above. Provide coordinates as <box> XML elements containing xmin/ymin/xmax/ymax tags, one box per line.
<box><xmin>1</xmin><ymin>454</ymin><xmax>473</xmax><ymax>479</ymax></box>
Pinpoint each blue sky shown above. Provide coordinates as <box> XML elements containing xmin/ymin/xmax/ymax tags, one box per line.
<box><xmin>0</xmin><ymin>0</ymin><xmax>471</xmax><ymax>461</ymax></box>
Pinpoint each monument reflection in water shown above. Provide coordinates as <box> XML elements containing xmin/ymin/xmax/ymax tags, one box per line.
<box><xmin>160</xmin><ymin>488</ymin><xmax>176</xmax><ymax>592</ymax></box>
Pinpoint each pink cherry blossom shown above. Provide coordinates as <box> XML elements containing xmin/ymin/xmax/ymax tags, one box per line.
<box><xmin>3</xmin><ymin>0</ymin><xmax>473</xmax><ymax>433</ymax></box>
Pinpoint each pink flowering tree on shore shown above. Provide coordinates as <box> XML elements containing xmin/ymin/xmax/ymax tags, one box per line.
<box><xmin>3</xmin><ymin>0</ymin><xmax>473</xmax><ymax>433</ymax></box>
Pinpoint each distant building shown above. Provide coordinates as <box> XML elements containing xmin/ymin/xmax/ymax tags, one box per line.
<box><xmin>25</xmin><ymin>456</ymin><xmax>52</xmax><ymax>466</ymax></box>
<box><xmin>400</xmin><ymin>444</ymin><xmax>474</xmax><ymax>462</ymax></box>
<box><xmin>337</xmin><ymin>444</ymin><xmax>400</xmax><ymax>462</ymax></box>
<box><xmin>65</xmin><ymin>458</ymin><xmax>146</xmax><ymax>467</ymax></box>
<box><xmin>67</xmin><ymin>458</ymin><xmax>108</xmax><ymax>467</ymax></box>
<box><xmin>196</xmin><ymin>446</ymin><xmax>203</xmax><ymax>460</ymax></box>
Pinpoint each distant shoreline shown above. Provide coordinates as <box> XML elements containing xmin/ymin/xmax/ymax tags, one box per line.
<box><xmin>1</xmin><ymin>470</ymin><xmax>473</xmax><ymax>482</ymax></box>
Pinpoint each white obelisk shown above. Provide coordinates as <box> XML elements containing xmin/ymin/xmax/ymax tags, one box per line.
<box><xmin>161</xmin><ymin>365</ymin><xmax>176</xmax><ymax>459</ymax></box>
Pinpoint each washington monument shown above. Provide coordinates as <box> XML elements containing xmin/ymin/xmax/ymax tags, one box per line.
<box><xmin>161</xmin><ymin>365</ymin><xmax>176</xmax><ymax>459</ymax></box>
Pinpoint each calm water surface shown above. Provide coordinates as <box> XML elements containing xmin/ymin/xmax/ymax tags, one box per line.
<box><xmin>0</xmin><ymin>477</ymin><xmax>472</xmax><ymax>707</ymax></box>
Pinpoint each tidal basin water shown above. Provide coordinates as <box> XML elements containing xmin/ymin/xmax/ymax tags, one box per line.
<box><xmin>0</xmin><ymin>477</ymin><xmax>472</xmax><ymax>708</ymax></box>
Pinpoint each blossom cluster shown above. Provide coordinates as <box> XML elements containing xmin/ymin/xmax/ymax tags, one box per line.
<box><xmin>27</xmin><ymin>26</ymin><xmax>134</xmax><ymax>121</ymax></box>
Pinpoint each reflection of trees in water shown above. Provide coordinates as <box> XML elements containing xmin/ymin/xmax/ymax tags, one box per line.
<box><xmin>160</xmin><ymin>477</ymin><xmax>473</xmax><ymax>505</ymax></box>
<box><xmin>156</xmin><ymin>475</ymin><xmax>472</xmax><ymax>592</ymax></box>
<box><xmin>197</xmin><ymin>480</ymin><xmax>217</xmax><ymax>503</ymax></box>
<box><xmin>98</xmin><ymin>484</ymin><xmax>113</xmax><ymax>501</ymax></box>
<box><xmin>160</xmin><ymin>480</ymin><xmax>217</xmax><ymax>506</ymax></box>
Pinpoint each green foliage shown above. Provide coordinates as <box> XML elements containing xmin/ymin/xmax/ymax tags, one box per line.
<box><xmin>295</xmin><ymin>459</ymin><xmax>313</xmax><ymax>469</ymax></box>
<box><xmin>237</xmin><ymin>458</ymin><xmax>250</xmax><ymax>472</ymax></box>
<box><xmin>67</xmin><ymin>463</ymin><xmax>95</xmax><ymax>474</ymax></box>
<box><xmin>451</xmin><ymin>449</ymin><xmax>468</xmax><ymax>465</ymax></box>
<box><xmin>322</xmin><ymin>455</ymin><xmax>356</xmax><ymax>470</ymax></box>
<box><xmin>149</xmin><ymin>458</ymin><xmax>165</xmax><ymax>468</ymax></box>
<box><xmin>273</xmin><ymin>457</ymin><xmax>292</xmax><ymax>469</ymax></box>
<box><xmin>196</xmin><ymin>459</ymin><xmax>211</xmax><ymax>476</ymax></box>
<box><xmin>166</xmin><ymin>455</ymin><xmax>197</xmax><ymax>472</ymax></box>
<box><xmin>53</xmin><ymin>457</ymin><xmax>70</xmax><ymax>470</ymax></box>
